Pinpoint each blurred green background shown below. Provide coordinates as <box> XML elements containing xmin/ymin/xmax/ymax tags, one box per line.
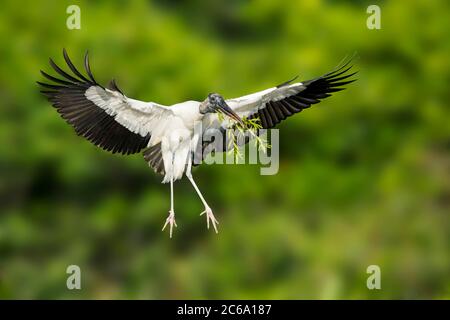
<box><xmin>0</xmin><ymin>0</ymin><xmax>448</xmax><ymax>299</ymax></box>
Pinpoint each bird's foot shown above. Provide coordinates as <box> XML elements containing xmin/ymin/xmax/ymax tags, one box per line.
<box><xmin>162</xmin><ymin>210</ymin><xmax>177</xmax><ymax>238</ymax></box>
<box><xmin>200</xmin><ymin>206</ymin><xmax>219</xmax><ymax>233</ymax></box>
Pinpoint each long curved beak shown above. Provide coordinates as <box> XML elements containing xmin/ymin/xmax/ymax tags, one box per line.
<box><xmin>219</xmin><ymin>101</ymin><xmax>244</xmax><ymax>126</ymax></box>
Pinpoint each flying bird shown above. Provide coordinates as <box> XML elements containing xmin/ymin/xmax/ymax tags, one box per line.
<box><xmin>38</xmin><ymin>49</ymin><xmax>356</xmax><ymax>237</ymax></box>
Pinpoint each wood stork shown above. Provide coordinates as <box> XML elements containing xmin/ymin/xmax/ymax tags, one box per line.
<box><xmin>38</xmin><ymin>49</ymin><xmax>356</xmax><ymax>237</ymax></box>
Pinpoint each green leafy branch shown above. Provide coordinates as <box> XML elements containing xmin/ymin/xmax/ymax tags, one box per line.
<box><xmin>217</xmin><ymin>111</ymin><xmax>271</xmax><ymax>162</ymax></box>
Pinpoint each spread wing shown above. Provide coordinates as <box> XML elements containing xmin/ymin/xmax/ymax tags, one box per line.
<box><xmin>37</xmin><ymin>49</ymin><xmax>175</xmax><ymax>155</ymax></box>
<box><xmin>194</xmin><ymin>59</ymin><xmax>357</xmax><ymax>165</ymax></box>
<box><xmin>226</xmin><ymin>58</ymin><xmax>357</xmax><ymax>128</ymax></box>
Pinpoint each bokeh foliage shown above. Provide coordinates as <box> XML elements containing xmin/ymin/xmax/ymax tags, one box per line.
<box><xmin>0</xmin><ymin>0</ymin><xmax>448</xmax><ymax>299</ymax></box>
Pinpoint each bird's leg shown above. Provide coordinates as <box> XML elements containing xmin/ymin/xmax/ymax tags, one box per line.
<box><xmin>189</xmin><ymin>176</ymin><xmax>219</xmax><ymax>233</ymax></box>
<box><xmin>186</xmin><ymin>160</ymin><xmax>219</xmax><ymax>233</ymax></box>
<box><xmin>162</xmin><ymin>176</ymin><xmax>177</xmax><ymax>238</ymax></box>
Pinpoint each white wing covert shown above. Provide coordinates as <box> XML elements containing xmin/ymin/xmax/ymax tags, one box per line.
<box><xmin>226</xmin><ymin>59</ymin><xmax>357</xmax><ymax>129</ymax></box>
<box><xmin>193</xmin><ymin>59</ymin><xmax>357</xmax><ymax>165</ymax></box>
<box><xmin>38</xmin><ymin>49</ymin><xmax>175</xmax><ymax>155</ymax></box>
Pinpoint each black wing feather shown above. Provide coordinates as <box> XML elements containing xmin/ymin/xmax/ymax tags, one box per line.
<box><xmin>37</xmin><ymin>49</ymin><xmax>150</xmax><ymax>155</ymax></box>
<box><xmin>248</xmin><ymin>60</ymin><xmax>357</xmax><ymax>129</ymax></box>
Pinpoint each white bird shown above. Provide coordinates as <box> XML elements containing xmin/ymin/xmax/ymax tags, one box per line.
<box><xmin>38</xmin><ymin>49</ymin><xmax>356</xmax><ymax>237</ymax></box>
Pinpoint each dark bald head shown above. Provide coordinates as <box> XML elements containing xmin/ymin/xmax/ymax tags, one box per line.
<box><xmin>208</xmin><ymin>93</ymin><xmax>225</xmax><ymax>105</ymax></box>
<box><xmin>200</xmin><ymin>93</ymin><xmax>243</xmax><ymax>125</ymax></box>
